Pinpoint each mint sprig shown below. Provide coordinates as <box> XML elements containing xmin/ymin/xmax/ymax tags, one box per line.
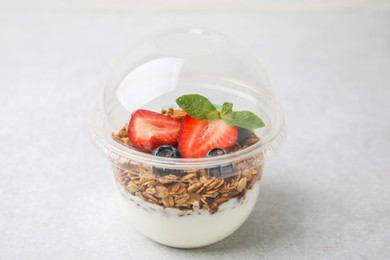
<box><xmin>176</xmin><ymin>94</ymin><xmax>219</xmax><ymax>120</ymax></box>
<box><xmin>176</xmin><ymin>94</ymin><xmax>265</xmax><ymax>130</ymax></box>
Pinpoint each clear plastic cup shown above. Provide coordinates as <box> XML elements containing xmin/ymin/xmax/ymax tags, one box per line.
<box><xmin>90</xmin><ymin>28</ymin><xmax>285</xmax><ymax>248</ymax></box>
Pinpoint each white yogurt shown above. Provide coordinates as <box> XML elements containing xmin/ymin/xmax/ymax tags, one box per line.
<box><xmin>116</xmin><ymin>183</ymin><xmax>260</xmax><ymax>248</ymax></box>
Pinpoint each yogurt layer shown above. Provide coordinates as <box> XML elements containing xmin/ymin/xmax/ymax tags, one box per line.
<box><xmin>117</xmin><ymin>183</ymin><xmax>260</xmax><ymax>248</ymax></box>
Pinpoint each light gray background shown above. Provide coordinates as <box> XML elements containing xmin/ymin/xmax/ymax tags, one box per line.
<box><xmin>1</xmin><ymin>1</ymin><xmax>389</xmax><ymax>259</ymax></box>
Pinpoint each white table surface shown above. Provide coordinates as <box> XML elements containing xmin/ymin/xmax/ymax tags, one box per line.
<box><xmin>1</xmin><ymin>3</ymin><xmax>390</xmax><ymax>259</ymax></box>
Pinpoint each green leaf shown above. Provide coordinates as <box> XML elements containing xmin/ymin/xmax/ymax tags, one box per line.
<box><xmin>220</xmin><ymin>102</ymin><xmax>233</xmax><ymax>116</ymax></box>
<box><xmin>176</xmin><ymin>94</ymin><xmax>218</xmax><ymax>120</ymax></box>
<box><xmin>222</xmin><ymin>111</ymin><xmax>265</xmax><ymax>130</ymax></box>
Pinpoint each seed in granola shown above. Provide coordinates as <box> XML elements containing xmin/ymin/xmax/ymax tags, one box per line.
<box><xmin>195</xmin><ymin>185</ymin><xmax>206</xmax><ymax>194</ymax></box>
<box><xmin>160</xmin><ymin>174</ymin><xmax>179</xmax><ymax>184</ymax></box>
<box><xmin>200</xmin><ymin>175</ymin><xmax>209</xmax><ymax>183</ymax></box>
<box><xmin>203</xmin><ymin>191</ymin><xmax>219</xmax><ymax>198</ymax></box>
<box><xmin>182</xmin><ymin>173</ymin><xmax>197</xmax><ymax>181</ymax></box>
<box><xmin>168</xmin><ymin>182</ymin><xmax>181</xmax><ymax>194</ymax></box>
<box><xmin>176</xmin><ymin>203</ymin><xmax>191</xmax><ymax>209</ymax></box>
<box><xmin>176</xmin><ymin>185</ymin><xmax>188</xmax><ymax>195</ymax></box>
<box><xmin>219</xmin><ymin>187</ymin><xmax>230</xmax><ymax>194</ymax></box>
<box><xmin>205</xmin><ymin>179</ymin><xmax>219</xmax><ymax>191</ymax></box>
<box><xmin>174</xmin><ymin>194</ymin><xmax>190</xmax><ymax>204</ymax></box>
<box><xmin>127</xmin><ymin>182</ymin><xmax>138</xmax><ymax>193</ymax></box>
<box><xmin>242</xmin><ymin>169</ymin><xmax>252</xmax><ymax>179</ymax></box>
<box><xmin>142</xmin><ymin>180</ymin><xmax>157</xmax><ymax>187</ymax></box>
<box><xmin>215</xmin><ymin>197</ymin><xmax>229</xmax><ymax>205</ymax></box>
<box><xmin>155</xmin><ymin>186</ymin><xmax>169</xmax><ymax>198</ymax></box>
<box><xmin>188</xmin><ymin>182</ymin><xmax>204</xmax><ymax>192</ymax></box>
<box><xmin>215</xmin><ymin>198</ymin><xmax>229</xmax><ymax>205</ymax></box>
<box><xmin>189</xmin><ymin>192</ymin><xmax>201</xmax><ymax>201</ymax></box>
<box><xmin>139</xmin><ymin>175</ymin><xmax>156</xmax><ymax>185</ymax></box>
<box><xmin>145</xmin><ymin>187</ymin><xmax>156</xmax><ymax>195</ymax></box>
<box><xmin>204</xmin><ymin>177</ymin><xmax>215</xmax><ymax>186</ymax></box>
<box><xmin>237</xmin><ymin>177</ymin><xmax>247</xmax><ymax>192</ymax></box>
<box><xmin>205</xmin><ymin>188</ymin><xmax>219</xmax><ymax>195</ymax></box>
<box><xmin>214</xmin><ymin>179</ymin><xmax>225</xmax><ymax>189</ymax></box>
<box><xmin>200</xmin><ymin>196</ymin><xmax>208</xmax><ymax>205</ymax></box>
<box><xmin>186</xmin><ymin>198</ymin><xmax>197</xmax><ymax>204</ymax></box>
<box><xmin>220</xmin><ymin>193</ymin><xmax>229</xmax><ymax>198</ymax></box>
<box><xmin>142</xmin><ymin>192</ymin><xmax>159</xmax><ymax>203</ymax></box>
<box><xmin>162</xmin><ymin>196</ymin><xmax>174</xmax><ymax>208</ymax></box>
<box><xmin>230</xmin><ymin>180</ymin><xmax>239</xmax><ymax>189</ymax></box>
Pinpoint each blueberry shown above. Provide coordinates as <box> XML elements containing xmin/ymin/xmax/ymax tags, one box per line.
<box><xmin>237</xmin><ymin>127</ymin><xmax>252</xmax><ymax>144</ymax></box>
<box><xmin>152</xmin><ymin>145</ymin><xmax>181</xmax><ymax>158</ymax></box>
<box><xmin>151</xmin><ymin>145</ymin><xmax>181</xmax><ymax>176</ymax></box>
<box><xmin>205</xmin><ymin>148</ymin><xmax>226</xmax><ymax>157</ymax></box>
<box><xmin>204</xmin><ymin>148</ymin><xmax>234</xmax><ymax>177</ymax></box>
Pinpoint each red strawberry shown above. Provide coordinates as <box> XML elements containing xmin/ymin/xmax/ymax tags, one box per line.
<box><xmin>178</xmin><ymin>115</ymin><xmax>238</xmax><ymax>158</ymax></box>
<box><xmin>128</xmin><ymin>109</ymin><xmax>181</xmax><ymax>152</ymax></box>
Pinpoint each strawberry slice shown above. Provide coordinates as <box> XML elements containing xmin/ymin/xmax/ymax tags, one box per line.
<box><xmin>178</xmin><ymin>115</ymin><xmax>238</xmax><ymax>158</ymax></box>
<box><xmin>128</xmin><ymin>109</ymin><xmax>181</xmax><ymax>152</ymax></box>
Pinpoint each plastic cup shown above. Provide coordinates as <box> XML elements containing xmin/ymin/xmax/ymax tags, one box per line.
<box><xmin>90</xmin><ymin>28</ymin><xmax>285</xmax><ymax>248</ymax></box>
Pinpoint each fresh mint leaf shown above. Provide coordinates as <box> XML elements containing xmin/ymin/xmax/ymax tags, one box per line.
<box><xmin>176</xmin><ymin>94</ymin><xmax>218</xmax><ymax>120</ymax></box>
<box><xmin>222</xmin><ymin>111</ymin><xmax>265</xmax><ymax>130</ymax></box>
<box><xmin>220</xmin><ymin>102</ymin><xmax>233</xmax><ymax>116</ymax></box>
<box><xmin>176</xmin><ymin>94</ymin><xmax>265</xmax><ymax>128</ymax></box>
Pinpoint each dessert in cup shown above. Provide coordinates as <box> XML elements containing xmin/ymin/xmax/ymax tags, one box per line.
<box><xmin>90</xmin><ymin>28</ymin><xmax>285</xmax><ymax>248</ymax></box>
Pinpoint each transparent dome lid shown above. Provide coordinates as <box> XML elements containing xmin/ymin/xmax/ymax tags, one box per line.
<box><xmin>91</xmin><ymin>27</ymin><xmax>285</xmax><ymax>168</ymax></box>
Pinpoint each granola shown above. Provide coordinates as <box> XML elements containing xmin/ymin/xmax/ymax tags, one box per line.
<box><xmin>111</xmin><ymin>109</ymin><xmax>263</xmax><ymax>214</ymax></box>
